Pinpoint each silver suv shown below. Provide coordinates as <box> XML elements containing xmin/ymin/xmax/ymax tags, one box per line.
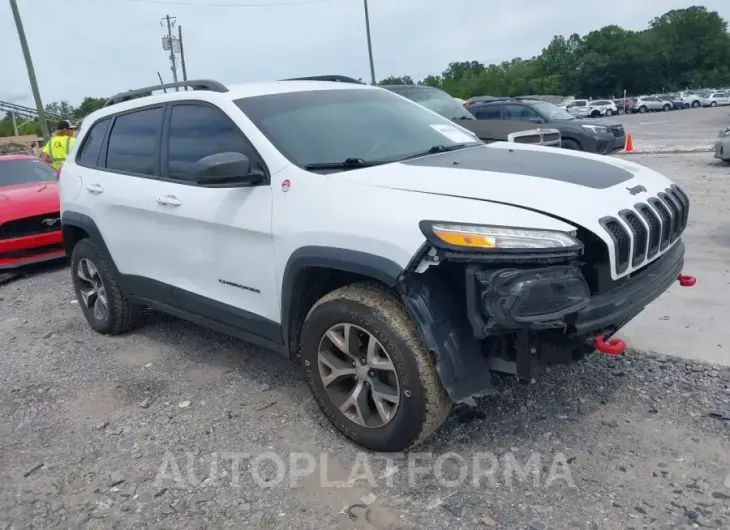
<box><xmin>631</xmin><ymin>96</ymin><xmax>672</xmax><ymax>113</ymax></box>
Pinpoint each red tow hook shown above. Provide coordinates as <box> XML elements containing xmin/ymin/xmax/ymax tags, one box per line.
<box><xmin>677</xmin><ymin>273</ymin><xmax>696</xmax><ymax>287</ymax></box>
<box><xmin>593</xmin><ymin>334</ymin><xmax>626</xmax><ymax>356</ymax></box>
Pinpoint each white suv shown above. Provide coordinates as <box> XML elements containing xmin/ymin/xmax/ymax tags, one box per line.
<box><xmin>59</xmin><ymin>77</ymin><xmax>694</xmax><ymax>452</ymax></box>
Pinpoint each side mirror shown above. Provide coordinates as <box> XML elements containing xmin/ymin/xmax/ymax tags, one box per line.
<box><xmin>194</xmin><ymin>152</ymin><xmax>265</xmax><ymax>187</ymax></box>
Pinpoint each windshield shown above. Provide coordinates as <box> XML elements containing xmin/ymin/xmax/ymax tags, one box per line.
<box><xmin>389</xmin><ymin>87</ymin><xmax>475</xmax><ymax>120</ymax></box>
<box><xmin>235</xmin><ymin>88</ymin><xmax>482</xmax><ymax>168</ymax></box>
<box><xmin>528</xmin><ymin>100</ymin><xmax>575</xmax><ymax>121</ymax></box>
<box><xmin>0</xmin><ymin>158</ymin><xmax>57</xmax><ymax>187</ymax></box>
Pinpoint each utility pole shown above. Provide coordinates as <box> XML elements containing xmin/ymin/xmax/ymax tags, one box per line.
<box><xmin>363</xmin><ymin>0</ymin><xmax>376</xmax><ymax>84</ymax></box>
<box><xmin>163</xmin><ymin>15</ymin><xmax>179</xmax><ymax>90</ymax></box>
<box><xmin>11</xmin><ymin>112</ymin><xmax>19</xmax><ymax>136</ymax></box>
<box><xmin>9</xmin><ymin>0</ymin><xmax>50</xmax><ymax>140</ymax></box>
<box><xmin>178</xmin><ymin>25</ymin><xmax>188</xmax><ymax>85</ymax></box>
<box><xmin>157</xmin><ymin>72</ymin><xmax>167</xmax><ymax>92</ymax></box>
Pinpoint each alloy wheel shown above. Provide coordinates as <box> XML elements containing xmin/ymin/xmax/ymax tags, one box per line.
<box><xmin>317</xmin><ymin>323</ymin><xmax>400</xmax><ymax>428</ymax></box>
<box><xmin>77</xmin><ymin>258</ymin><xmax>108</xmax><ymax>322</ymax></box>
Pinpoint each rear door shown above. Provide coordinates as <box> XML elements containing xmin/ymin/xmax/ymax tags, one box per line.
<box><xmin>473</xmin><ymin>104</ymin><xmax>502</xmax><ymax>120</ymax></box>
<box><xmin>72</xmin><ymin>106</ymin><xmax>171</xmax><ymax>299</ymax></box>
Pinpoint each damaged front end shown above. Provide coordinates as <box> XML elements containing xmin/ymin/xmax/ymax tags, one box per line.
<box><xmin>397</xmin><ymin>222</ymin><xmax>689</xmax><ymax>404</ymax></box>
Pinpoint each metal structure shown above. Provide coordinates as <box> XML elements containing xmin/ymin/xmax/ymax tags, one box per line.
<box><xmin>8</xmin><ymin>0</ymin><xmax>50</xmax><ymax>140</ymax></box>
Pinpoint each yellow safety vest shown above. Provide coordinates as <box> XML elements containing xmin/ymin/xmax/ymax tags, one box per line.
<box><xmin>44</xmin><ymin>135</ymin><xmax>75</xmax><ymax>169</ymax></box>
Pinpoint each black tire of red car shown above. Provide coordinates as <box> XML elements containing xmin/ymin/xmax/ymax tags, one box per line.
<box><xmin>663</xmin><ymin>104</ymin><xmax>671</xmax><ymax>112</ymax></box>
<box><xmin>300</xmin><ymin>283</ymin><xmax>452</xmax><ymax>452</ymax></box>
<box><xmin>561</xmin><ymin>138</ymin><xmax>581</xmax><ymax>151</ymax></box>
<box><xmin>639</xmin><ymin>106</ymin><xmax>647</xmax><ymax>113</ymax></box>
<box><xmin>70</xmin><ymin>239</ymin><xmax>144</xmax><ymax>335</ymax></box>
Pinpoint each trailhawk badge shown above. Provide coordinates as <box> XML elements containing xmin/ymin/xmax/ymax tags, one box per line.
<box><xmin>42</xmin><ymin>218</ymin><xmax>60</xmax><ymax>226</ymax></box>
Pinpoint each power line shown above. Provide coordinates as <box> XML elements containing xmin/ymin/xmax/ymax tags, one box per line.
<box><xmin>117</xmin><ymin>0</ymin><xmax>334</xmax><ymax>7</ymax></box>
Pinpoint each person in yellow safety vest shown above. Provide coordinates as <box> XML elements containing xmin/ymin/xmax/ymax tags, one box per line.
<box><xmin>41</xmin><ymin>120</ymin><xmax>77</xmax><ymax>170</ymax></box>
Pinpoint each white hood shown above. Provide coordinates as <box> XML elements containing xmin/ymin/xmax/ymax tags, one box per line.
<box><xmin>343</xmin><ymin>143</ymin><xmax>681</xmax><ymax>279</ymax></box>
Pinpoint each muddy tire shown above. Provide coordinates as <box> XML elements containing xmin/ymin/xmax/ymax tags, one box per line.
<box><xmin>70</xmin><ymin>239</ymin><xmax>144</xmax><ymax>335</ymax></box>
<box><xmin>300</xmin><ymin>283</ymin><xmax>452</xmax><ymax>452</ymax></box>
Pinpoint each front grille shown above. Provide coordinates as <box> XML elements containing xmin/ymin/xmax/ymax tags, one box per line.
<box><xmin>542</xmin><ymin>132</ymin><xmax>561</xmax><ymax>146</ymax></box>
<box><xmin>0</xmin><ymin>213</ymin><xmax>61</xmax><ymax>240</ymax></box>
<box><xmin>610</xmin><ymin>125</ymin><xmax>625</xmax><ymax>138</ymax></box>
<box><xmin>599</xmin><ymin>185</ymin><xmax>689</xmax><ymax>276</ymax></box>
<box><xmin>0</xmin><ymin>243</ymin><xmax>64</xmax><ymax>259</ymax></box>
<box><xmin>511</xmin><ymin>133</ymin><xmax>541</xmax><ymax>144</ymax></box>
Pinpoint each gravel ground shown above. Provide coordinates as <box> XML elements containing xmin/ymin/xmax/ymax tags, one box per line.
<box><xmin>2</xmin><ymin>152</ymin><xmax>730</xmax><ymax>530</ymax></box>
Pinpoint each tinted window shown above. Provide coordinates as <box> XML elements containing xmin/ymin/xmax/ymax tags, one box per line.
<box><xmin>76</xmin><ymin>118</ymin><xmax>110</xmax><ymax>167</ymax></box>
<box><xmin>105</xmin><ymin>107</ymin><xmax>163</xmax><ymax>176</ymax></box>
<box><xmin>166</xmin><ymin>104</ymin><xmax>257</xmax><ymax>181</ymax></box>
<box><xmin>234</xmin><ymin>89</ymin><xmax>481</xmax><ymax>169</ymax></box>
<box><xmin>474</xmin><ymin>105</ymin><xmax>502</xmax><ymax>119</ymax></box>
<box><xmin>0</xmin><ymin>158</ymin><xmax>57</xmax><ymax>186</ymax></box>
<box><xmin>504</xmin><ymin>104</ymin><xmax>540</xmax><ymax>121</ymax></box>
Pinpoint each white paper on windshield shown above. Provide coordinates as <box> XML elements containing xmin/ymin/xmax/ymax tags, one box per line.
<box><xmin>429</xmin><ymin>124</ymin><xmax>478</xmax><ymax>144</ymax></box>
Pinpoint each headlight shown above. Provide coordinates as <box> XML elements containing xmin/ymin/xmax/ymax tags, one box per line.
<box><xmin>581</xmin><ymin>124</ymin><xmax>609</xmax><ymax>134</ymax></box>
<box><xmin>420</xmin><ymin>221</ymin><xmax>581</xmax><ymax>250</ymax></box>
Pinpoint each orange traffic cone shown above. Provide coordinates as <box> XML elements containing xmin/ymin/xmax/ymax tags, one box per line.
<box><xmin>624</xmin><ymin>134</ymin><xmax>634</xmax><ymax>153</ymax></box>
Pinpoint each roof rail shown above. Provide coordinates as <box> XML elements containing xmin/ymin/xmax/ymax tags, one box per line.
<box><xmin>104</xmin><ymin>79</ymin><xmax>228</xmax><ymax>107</ymax></box>
<box><xmin>282</xmin><ymin>75</ymin><xmax>365</xmax><ymax>84</ymax></box>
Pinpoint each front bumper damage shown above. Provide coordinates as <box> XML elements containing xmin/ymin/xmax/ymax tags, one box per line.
<box><xmin>399</xmin><ymin>240</ymin><xmax>690</xmax><ymax>403</ymax></box>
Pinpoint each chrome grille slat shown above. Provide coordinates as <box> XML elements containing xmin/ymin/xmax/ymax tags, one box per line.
<box><xmin>600</xmin><ymin>185</ymin><xmax>689</xmax><ymax>276</ymax></box>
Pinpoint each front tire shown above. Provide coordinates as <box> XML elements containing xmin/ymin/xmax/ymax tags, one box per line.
<box><xmin>639</xmin><ymin>106</ymin><xmax>647</xmax><ymax>113</ymax></box>
<box><xmin>300</xmin><ymin>283</ymin><xmax>451</xmax><ymax>452</ymax></box>
<box><xmin>70</xmin><ymin>239</ymin><xmax>144</xmax><ymax>334</ymax></box>
<box><xmin>711</xmin><ymin>101</ymin><xmax>717</xmax><ymax>107</ymax></box>
<box><xmin>663</xmin><ymin>104</ymin><xmax>671</xmax><ymax>112</ymax></box>
<box><xmin>605</xmin><ymin>109</ymin><xmax>614</xmax><ymax>116</ymax></box>
<box><xmin>692</xmin><ymin>100</ymin><xmax>700</xmax><ymax>108</ymax></box>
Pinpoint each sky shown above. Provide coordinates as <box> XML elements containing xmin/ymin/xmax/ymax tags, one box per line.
<box><xmin>2</xmin><ymin>0</ymin><xmax>730</xmax><ymax>108</ymax></box>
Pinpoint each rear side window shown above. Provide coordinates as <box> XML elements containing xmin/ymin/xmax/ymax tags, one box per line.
<box><xmin>474</xmin><ymin>105</ymin><xmax>502</xmax><ymax>119</ymax></box>
<box><xmin>165</xmin><ymin>104</ymin><xmax>259</xmax><ymax>181</ymax></box>
<box><xmin>76</xmin><ymin>118</ymin><xmax>110</xmax><ymax>168</ymax></box>
<box><xmin>105</xmin><ymin>107</ymin><xmax>163</xmax><ymax>176</ymax></box>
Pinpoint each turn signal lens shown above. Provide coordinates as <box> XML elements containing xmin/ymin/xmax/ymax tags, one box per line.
<box><xmin>433</xmin><ymin>228</ymin><xmax>496</xmax><ymax>248</ymax></box>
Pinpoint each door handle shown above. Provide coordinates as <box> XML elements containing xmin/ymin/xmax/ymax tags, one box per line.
<box><xmin>86</xmin><ymin>184</ymin><xmax>104</xmax><ymax>194</ymax></box>
<box><xmin>156</xmin><ymin>195</ymin><xmax>182</xmax><ymax>207</ymax></box>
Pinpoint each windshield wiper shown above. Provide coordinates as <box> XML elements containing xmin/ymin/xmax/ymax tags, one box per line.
<box><xmin>304</xmin><ymin>158</ymin><xmax>387</xmax><ymax>171</ymax></box>
<box><xmin>399</xmin><ymin>144</ymin><xmax>469</xmax><ymax>161</ymax></box>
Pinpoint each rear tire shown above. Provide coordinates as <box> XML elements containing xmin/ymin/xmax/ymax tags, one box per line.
<box><xmin>639</xmin><ymin>106</ymin><xmax>647</xmax><ymax>113</ymax></box>
<box><xmin>300</xmin><ymin>283</ymin><xmax>452</xmax><ymax>452</ymax></box>
<box><xmin>663</xmin><ymin>104</ymin><xmax>671</xmax><ymax>112</ymax></box>
<box><xmin>692</xmin><ymin>100</ymin><xmax>700</xmax><ymax>108</ymax></box>
<box><xmin>605</xmin><ymin>109</ymin><xmax>614</xmax><ymax>116</ymax></box>
<box><xmin>561</xmin><ymin>138</ymin><xmax>581</xmax><ymax>151</ymax></box>
<box><xmin>70</xmin><ymin>239</ymin><xmax>144</xmax><ymax>335</ymax></box>
<box><xmin>711</xmin><ymin>101</ymin><xmax>717</xmax><ymax>107</ymax></box>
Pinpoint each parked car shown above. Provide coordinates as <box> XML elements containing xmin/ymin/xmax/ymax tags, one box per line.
<box><xmin>563</xmin><ymin>99</ymin><xmax>591</xmax><ymax>118</ymax></box>
<box><xmin>468</xmin><ymin>97</ymin><xmax>626</xmax><ymax>154</ymax></box>
<box><xmin>679</xmin><ymin>91</ymin><xmax>702</xmax><ymax>108</ymax></box>
<box><xmin>0</xmin><ymin>154</ymin><xmax>65</xmax><ymax>270</ymax></box>
<box><xmin>657</xmin><ymin>94</ymin><xmax>685</xmax><ymax>110</ymax></box>
<box><xmin>613</xmin><ymin>99</ymin><xmax>631</xmax><ymax>114</ymax></box>
<box><xmin>701</xmin><ymin>93</ymin><xmax>730</xmax><ymax>107</ymax></box>
<box><xmin>382</xmin><ymin>85</ymin><xmax>561</xmax><ymax>147</ymax></box>
<box><xmin>586</xmin><ymin>100</ymin><xmax>619</xmax><ymax>117</ymax></box>
<box><xmin>715</xmin><ymin>125</ymin><xmax>730</xmax><ymax>163</ymax></box>
<box><xmin>59</xmin><ymin>76</ymin><xmax>691</xmax><ymax>452</ymax></box>
<box><xmin>630</xmin><ymin>96</ymin><xmax>672</xmax><ymax>113</ymax></box>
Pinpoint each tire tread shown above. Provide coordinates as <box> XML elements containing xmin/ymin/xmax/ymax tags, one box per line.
<box><xmin>307</xmin><ymin>282</ymin><xmax>451</xmax><ymax>449</ymax></box>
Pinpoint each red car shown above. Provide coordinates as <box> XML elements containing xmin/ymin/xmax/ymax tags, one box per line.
<box><xmin>0</xmin><ymin>154</ymin><xmax>65</xmax><ymax>270</ymax></box>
